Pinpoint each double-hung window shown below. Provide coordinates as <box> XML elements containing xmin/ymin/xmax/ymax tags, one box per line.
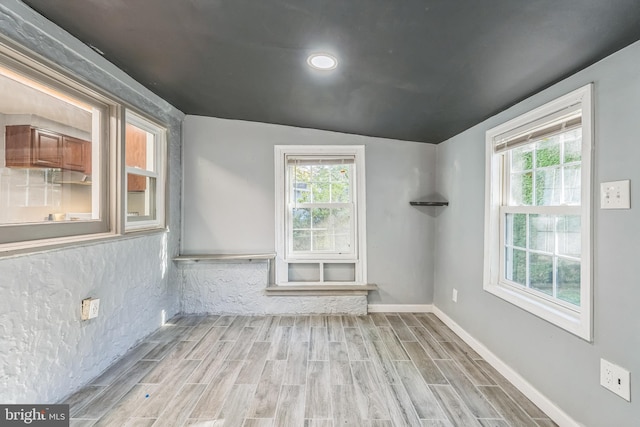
<box><xmin>484</xmin><ymin>84</ymin><xmax>593</xmax><ymax>340</ymax></box>
<box><xmin>275</xmin><ymin>145</ymin><xmax>366</xmax><ymax>285</ymax></box>
<box><xmin>124</xmin><ymin>111</ymin><xmax>166</xmax><ymax>231</ymax></box>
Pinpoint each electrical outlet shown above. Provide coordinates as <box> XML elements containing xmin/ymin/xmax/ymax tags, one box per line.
<box><xmin>81</xmin><ymin>298</ymin><xmax>100</xmax><ymax>320</ymax></box>
<box><xmin>600</xmin><ymin>358</ymin><xmax>631</xmax><ymax>401</ymax></box>
<box><xmin>452</xmin><ymin>288</ymin><xmax>458</xmax><ymax>303</ymax></box>
<box><xmin>601</xmin><ymin>180</ymin><xmax>631</xmax><ymax>209</ymax></box>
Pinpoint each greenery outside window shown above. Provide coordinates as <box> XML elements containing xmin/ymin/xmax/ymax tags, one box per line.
<box><xmin>484</xmin><ymin>84</ymin><xmax>593</xmax><ymax>340</ymax></box>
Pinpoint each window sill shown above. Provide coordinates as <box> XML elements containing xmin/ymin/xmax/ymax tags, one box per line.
<box><xmin>484</xmin><ymin>281</ymin><xmax>591</xmax><ymax>341</ymax></box>
<box><xmin>265</xmin><ymin>283</ymin><xmax>377</xmax><ymax>296</ymax></box>
<box><xmin>0</xmin><ymin>227</ymin><xmax>169</xmax><ymax>259</ymax></box>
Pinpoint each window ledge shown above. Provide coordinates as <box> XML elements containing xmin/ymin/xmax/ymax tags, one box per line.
<box><xmin>173</xmin><ymin>253</ymin><xmax>276</xmax><ymax>264</ymax></box>
<box><xmin>0</xmin><ymin>228</ymin><xmax>168</xmax><ymax>260</ymax></box>
<box><xmin>265</xmin><ymin>284</ymin><xmax>377</xmax><ymax>296</ymax></box>
<box><xmin>485</xmin><ymin>282</ymin><xmax>590</xmax><ymax>341</ymax></box>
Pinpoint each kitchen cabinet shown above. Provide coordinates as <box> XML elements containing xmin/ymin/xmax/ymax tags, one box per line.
<box><xmin>5</xmin><ymin>125</ymin><xmax>91</xmax><ymax>174</ymax></box>
<box><xmin>62</xmin><ymin>135</ymin><xmax>91</xmax><ymax>174</ymax></box>
<box><xmin>125</xmin><ymin>123</ymin><xmax>147</xmax><ymax>192</ymax></box>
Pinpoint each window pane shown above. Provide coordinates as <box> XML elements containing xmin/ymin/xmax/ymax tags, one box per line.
<box><xmin>0</xmin><ymin>68</ymin><xmax>99</xmax><ymax>227</ymax></box>
<box><xmin>330</xmin><ymin>165</ymin><xmax>350</xmax><ymax>181</ymax></box>
<box><xmin>511</xmin><ymin>146</ymin><xmax>533</xmax><ymax>172</ymax></box>
<box><xmin>535</xmin><ymin>167</ymin><xmax>561</xmax><ymax>206</ymax></box>
<box><xmin>510</xmin><ymin>172</ymin><xmax>533</xmax><ymax>205</ymax></box>
<box><xmin>557</xmin><ymin>258</ymin><xmax>581</xmax><ymax>306</ymax></box>
<box><xmin>312</xmin><ymin>182</ymin><xmax>330</xmax><ymax>202</ymax></box>
<box><xmin>536</xmin><ymin>138</ymin><xmax>560</xmax><ymax>168</ymax></box>
<box><xmin>557</xmin><ymin>215</ymin><xmax>581</xmax><ymax>257</ymax></box>
<box><xmin>332</xmin><ymin>207</ymin><xmax>352</xmax><ymax>230</ymax></box>
<box><xmin>292</xmin><ymin>208</ymin><xmax>311</xmax><ymax>229</ymax></box>
<box><xmin>127</xmin><ymin>175</ymin><xmax>156</xmax><ymax>220</ymax></box>
<box><xmin>563</xmin><ymin>129</ymin><xmax>582</xmax><ymax>163</ymax></box>
<box><xmin>292</xmin><ymin>182</ymin><xmax>310</xmax><ymax>203</ymax></box>
<box><xmin>311</xmin><ymin>165</ymin><xmax>331</xmax><ymax>184</ymax></box>
<box><xmin>334</xmin><ymin>232</ymin><xmax>351</xmax><ymax>252</ymax></box>
<box><xmin>529</xmin><ymin>253</ymin><xmax>553</xmax><ymax>296</ymax></box>
<box><xmin>312</xmin><ymin>230</ymin><xmax>330</xmax><ymax>251</ymax></box>
<box><xmin>529</xmin><ymin>214</ymin><xmax>554</xmax><ymax>253</ymax></box>
<box><xmin>563</xmin><ymin>165</ymin><xmax>581</xmax><ymax>205</ymax></box>
<box><xmin>331</xmin><ymin>182</ymin><xmax>350</xmax><ymax>202</ymax></box>
<box><xmin>505</xmin><ymin>213</ymin><xmax>526</xmax><ymax>248</ymax></box>
<box><xmin>125</xmin><ymin>123</ymin><xmax>154</xmax><ymax>172</ymax></box>
<box><xmin>311</xmin><ymin>208</ymin><xmax>330</xmax><ymax>228</ymax></box>
<box><xmin>292</xmin><ymin>230</ymin><xmax>311</xmax><ymax>251</ymax></box>
<box><xmin>505</xmin><ymin>247</ymin><xmax>527</xmax><ymax>285</ymax></box>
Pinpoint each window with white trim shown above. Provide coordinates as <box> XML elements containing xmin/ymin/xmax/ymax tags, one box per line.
<box><xmin>484</xmin><ymin>84</ymin><xmax>593</xmax><ymax>340</ymax></box>
<box><xmin>275</xmin><ymin>145</ymin><xmax>366</xmax><ymax>285</ymax></box>
<box><xmin>124</xmin><ymin>111</ymin><xmax>166</xmax><ymax>231</ymax></box>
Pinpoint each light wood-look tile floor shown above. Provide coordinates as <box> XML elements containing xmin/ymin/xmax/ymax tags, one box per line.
<box><xmin>65</xmin><ymin>313</ymin><xmax>557</xmax><ymax>427</ymax></box>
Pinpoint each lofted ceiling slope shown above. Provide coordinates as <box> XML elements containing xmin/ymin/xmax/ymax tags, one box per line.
<box><xmin>21</xmin><ymin>0</ymin><xmax>640</xmax><ymax>144</ymax></box>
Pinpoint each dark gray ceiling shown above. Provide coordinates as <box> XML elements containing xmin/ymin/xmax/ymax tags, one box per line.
<box><xmin>22</xmin><ymin>0</ymin><xmax>640</xmax><ymax>143</ymax></box>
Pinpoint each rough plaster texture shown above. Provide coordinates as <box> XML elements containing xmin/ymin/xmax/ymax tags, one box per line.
<box><xmin>0</xmin><ymin>236</ymin><xmax>175</xmax><ymax>402</ymax></box>
<box><xmin>0</xmin><ymin>2</ymin><xmax>183</xmax><ymax>403</ymax></box>
<box><xmin>180</xmin><ymin>262</ymin><xmax>367</xmax><ymax>315</ymax></box>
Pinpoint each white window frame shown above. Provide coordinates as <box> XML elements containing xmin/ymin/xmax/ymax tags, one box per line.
<box><xmin>483</xmin><ymin>84</ymin><xmax>593</xmax><ymax>341</ymax></box>
<box><xmin>275</xmin><ymin>145</ymin><xmax>367</xmax><ymax>285</ymax></box>
<box><xmin>124</xmin><ymin>110</ymin><xmax>167</xmax><ymax>232</ymax></box>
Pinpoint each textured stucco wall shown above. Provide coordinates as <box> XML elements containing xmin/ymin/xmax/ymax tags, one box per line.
<box><xmin>180</xmin><ymin>262</ymin><xmax>367</xmax><ymax>315</ymax></box>
<box><xmin>0</xmin><ymin>1</ymin><xmax>183</xmax><ymax>403</ymax></box>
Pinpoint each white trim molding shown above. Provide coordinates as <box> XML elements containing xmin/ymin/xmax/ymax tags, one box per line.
<box><xmin>367</xmin><ymin>304</ymin><xmax>433</xmax><ymax>313</ymax></box>
<box><xmin>433</xmin><ymin>307</ymin><xmax>581</xmax><ymax>427</ymax></box>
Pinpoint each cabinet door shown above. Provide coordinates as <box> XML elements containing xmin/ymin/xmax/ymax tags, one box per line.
<box><xmin>5</xmin><ymin>125</ymin><xmax>32</xmax><ymax>167</ymax></box>
<box><xmin>32</xmin><ymin>128</ymin><xmax>62</xmax><ymax>168</ymax></box>
<box><xmin>62</xmin><ymin>136</ymin><xmax>90</xmax><ymax>173</ymax></box>
<box><xmin>125</xmin><ymin>123</ymin><xmax>147</xmax><ymax>191</ymax></box>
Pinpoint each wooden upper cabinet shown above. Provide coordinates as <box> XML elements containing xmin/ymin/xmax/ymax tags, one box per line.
<box><xmin>32</xmin><ymin>128</ymin><xmax>62</xmax><ymax>168</ymax></box>
<box><xmin>125</xmin><ymin>123</ymin><xmax>147</xmax><ymax>192</ymax></box>
<box><xmin>5</xmin><ymin>125</ymin><xmax>60</xmax><ymax>168</ymax></box>
<box><xmin>5</xmin><ymin>125</ymin><xmax>91</xmax><ymax>173</ymax></box>
<box><xmin>62</xmin><ymin>135</ymin><xmax>91</xmax><ymax>174</ymax></box>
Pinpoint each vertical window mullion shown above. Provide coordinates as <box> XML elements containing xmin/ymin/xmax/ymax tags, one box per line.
<box><xmin>525</xmin><ymin>213</ymin><xmax>530</xmax><ymax>288</ymax></box>
<box><xmin>553</xmin><ymin>215</ymin><xmax>558</xmax><ymax>298</ymax></box>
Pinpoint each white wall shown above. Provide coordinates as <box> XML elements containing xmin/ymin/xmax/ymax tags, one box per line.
<box><xmin>434</xmin><ymin>40</ymin><xmax>640</xmax><ymax>426</ymax></box>
<box><xmin>0</xmin><ymin>1</ymin><xmax>183</xmax><ymax>403</ymax></box>
<box><xmin>182</xmin><ymin>117</ymin><xmax>438</xmax><ymax>305</ymax></box>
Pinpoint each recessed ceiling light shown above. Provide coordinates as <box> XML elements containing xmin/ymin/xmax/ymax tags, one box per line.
<box><xmin>307</xmin><ymin>53</ymin><xmax>338</xmax><ymax>70</ymax></box>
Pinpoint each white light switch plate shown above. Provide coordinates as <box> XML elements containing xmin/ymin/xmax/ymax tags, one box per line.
<box><xmin>601</xmin><ymin>180</ymin><xmax>630</xmax><ymax>209</ymax></box>
<box><xmin>600</xmin><ymin>358</ymin><xmax>631</xmax><ymax>401</ymax></box>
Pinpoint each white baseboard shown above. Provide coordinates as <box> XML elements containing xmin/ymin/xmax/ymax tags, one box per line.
<box><xmin>432</xmin><ymin>307</ymin><xmax>581</xmax><ymax>427</ymax></box>
<box><xmin>367</xmin><ymin>304</ymin><xmax>433</xmax><ymax>313</ymax></box>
